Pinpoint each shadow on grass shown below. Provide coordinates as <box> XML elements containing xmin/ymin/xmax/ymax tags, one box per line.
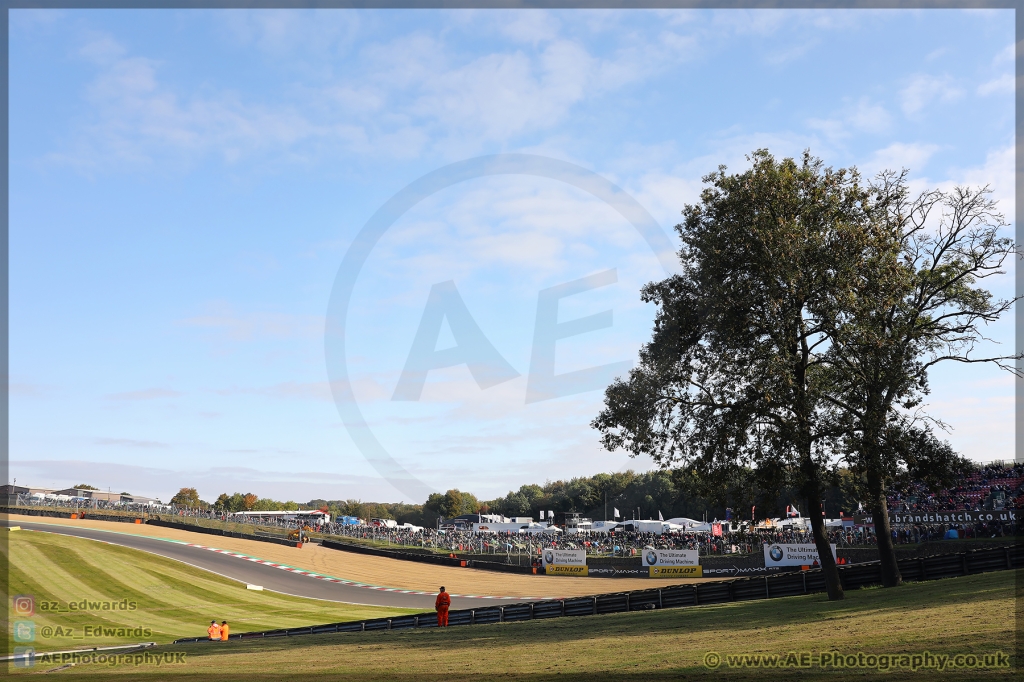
<box><xmin>29</xmin><ymin>570</ymin><xmax>1016</xmax><ymax>681</ymax></box>
<box><xmin>168</xmin><ymin>570</ymin><xmax>1016</xmax><ymax>654</ymax></box>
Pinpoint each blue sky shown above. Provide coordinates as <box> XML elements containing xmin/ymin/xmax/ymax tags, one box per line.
<box><xmin>8</xmin><ymin>9</ymin><xmax>1016</xmax><ymax>504</ymax></box>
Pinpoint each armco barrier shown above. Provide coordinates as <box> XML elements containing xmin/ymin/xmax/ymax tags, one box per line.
<box><xmin>172</xmin><ymin>543</ymin><xmax>1020</xmax><ymax>644</ymax></box>
<box><xmin>320</xmin><ymin>538</ymin><xmax>536</xmax><ymax>575</ymax></box>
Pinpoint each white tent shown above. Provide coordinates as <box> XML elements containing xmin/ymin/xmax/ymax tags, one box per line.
<box><xmin>589</xmin><ymin>521</ymin><xmax>622</xmax><ymax>533</ymax></box>
<box><xmin>519</xmin><ymin>524</ymin><xmax>560</xmax><ymax>534</ymax></box>
<box><xmin>665</xmin><ymin>517</ymin><xmax>712</xmax><ymax>532</ymax></box>
<box><xmin>623</xmin><ymin>520</ymin><xmax>669</xmax><ymax>534</ymax></box>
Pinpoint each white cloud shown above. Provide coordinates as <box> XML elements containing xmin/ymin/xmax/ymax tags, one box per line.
<box><xmin>411</xmin><ymin>41</ymin><xmax>594</xmax><ymax>144</ymax></box>
<box><xmin>179</xmin><ymin>304</ymin><xmax>323</xmax><ymax>342</ymax></box>
<box><xmin>219</xmin><ymin>9</ymin><xmax>361</xmax><ymax>60</ymax></box>
<box><xmin>94</xmin><ymin>437</ymin><xmax>168</xmax><ymax>449</ymax></box>
<box><xmin>214</xmin><ymin>380</ymin><xmax>345</xmax><ymax>402</ymax></box>
<box><xmin>48</xmin><ymin>33</ymin><xmax>370</xmax><ymax>170</ymax></box>
<box><xmin>8</xmin><ymin>382</ymin><xmax>54</xmax><ymax>398</ymax></box>
<box><xmin>900</xmin><ymin>74</ymin><xmax>963</xmax><ymax>116</ymax></box>
<box><xmin>496</xmin><ymin>10</ymin><xmax>562</xmax><ymax>44</ymax></box>
<box><xmin>977</xmin><ymin>74</ymin><xmax>1014</xmax><ymax>96</ymax></box>
<box><xmin>807</xmin><ymin>97</ymin><xmax>892</xmax><ymax>140</ymax></box>
<box><xmin>992</xmin><ymin>41</ymin><xmax>1015</xmax><ymax>64</ymax></box>
<box><xmin>10</xmin><ymin>9</ymin><xmax>65</xmax><ymax>32</ymax></box>
<box><xmin>78</xmin><ymin>33</ymin><xmax>127</xmax><ymax>64</ymax></box>
<box><xmin>952</xmin><ymin>142</ymin><xmax>1014</xmax><ymax>220</ymax></box>
<box><xmin>846</xmin><ymin>98</ymin><xmax>892</xmax><ymax>134</ymax></box>
<box><xmin>105</xmin><ymin>388</ymin><xmax>182</xmax><ymax>401</ymax></box>
<box><xmin>864</xmin><ymin>142</ymin><xmax>940</xmax><ymax>176</ymax></box>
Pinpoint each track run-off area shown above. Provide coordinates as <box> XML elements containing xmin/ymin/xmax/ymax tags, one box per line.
<box><xmin>2</xmin><ymin>516</ymin><xmax>706</xmax><ymax>609</ymax></box>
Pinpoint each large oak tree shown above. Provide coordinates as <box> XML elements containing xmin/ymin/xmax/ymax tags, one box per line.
<box><xmin>594</xmin><ymin>150</ymin><xmax>874</xmax><ymax>600</ymax></box>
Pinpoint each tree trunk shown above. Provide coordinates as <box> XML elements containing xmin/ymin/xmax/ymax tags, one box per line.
<box><xmin>803</xmin><ymin>470</ymin><xmax>844</xmax><ymax>600</ymax></box>
<box><xmin>867</xmin><ymin>469</ymin><xmax>902</xmax><ymax>587</ymax></box>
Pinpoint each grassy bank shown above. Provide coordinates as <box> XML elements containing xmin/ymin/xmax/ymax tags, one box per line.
<box><xmin>14</xmin><ymin>565</ymin><xmax>1017</xmax><ymax>679</ymax></box>
<box><xmin>4</xmin><ymin>528</ymin><xmax>417</xmax><ymax>653</ymax></box>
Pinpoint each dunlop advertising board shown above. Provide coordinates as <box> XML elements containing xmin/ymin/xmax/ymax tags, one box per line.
<box><xmin>545</xmin><ymin>565</ymin><xmax>589</xmax><ymax>576</ymax></box>
<box><xmin>649</xmin><ymin>565</ymin><xmax>703</xmax><ymax>578</ymax></box>
<box><xmin>763</xmin><ymin>543</ymin><xmax>837</xmax><ymax>567</ymax></box>
<box><xmin>541</xmin><ymin>549</ymin><xmax>586</xmax><ymax>575</ymax></box>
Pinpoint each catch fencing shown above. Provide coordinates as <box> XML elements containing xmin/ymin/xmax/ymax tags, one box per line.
<box><xmin>320</xmin><ymin>538</ymin><xmax>536</xmax><ymax>574</ymax></box>
<box><xmin>173</xmin><ymin>543</ymin><xmax>1021</xmax><ymax>644</ymax></box>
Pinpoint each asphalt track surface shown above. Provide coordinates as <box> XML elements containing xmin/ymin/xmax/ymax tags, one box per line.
<box><xmin>11</xmin><ymin>521</ymin><xmax>527</xmax><ymax>610</ymax></box>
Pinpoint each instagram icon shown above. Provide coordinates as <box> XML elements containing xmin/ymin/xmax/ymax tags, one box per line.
<box><xmin>12</xmin><ymin>594</ymin><xmax>34</xmax><ymax>616</ymax></box>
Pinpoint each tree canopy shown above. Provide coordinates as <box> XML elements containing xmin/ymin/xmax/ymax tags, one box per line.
<box><xmin>592</xmin><ymin>149</ymin><xmax>1019</xmax><ymax>597</ymax></box>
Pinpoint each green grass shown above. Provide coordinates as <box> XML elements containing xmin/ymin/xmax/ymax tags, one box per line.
<box><xmin>12</xmin><ymin>563</ymin><xmax>1017</xmax><ymax>680</ymax></box>
<box><xmin>3</xmin><ymin>528</ymin><xmax>417</xmax><ymax>653</ymax></box>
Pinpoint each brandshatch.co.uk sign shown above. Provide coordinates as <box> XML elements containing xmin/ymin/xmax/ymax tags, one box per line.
<box><xmin>887</xmin><ymin>510</ymin><xmax>1016</xmax><ymax>525</ymax></box>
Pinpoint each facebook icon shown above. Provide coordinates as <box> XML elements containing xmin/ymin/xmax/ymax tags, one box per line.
<box><xmin>13</xmin><ymin>647</ymin><xmax>36</xmax><ymax>668</ymax></box>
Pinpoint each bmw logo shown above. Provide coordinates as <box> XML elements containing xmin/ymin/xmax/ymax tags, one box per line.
<box><xmin>544</xmin><ymin>551</ymin><xmax>554</xmax><ymax>564</ymax></box>
<box><xmin>769</xmin><ymin>545</ymin><xmax>784</xmax><ymax>562</ymax></box>
<box><xmin>646</xmin><ymin>551</ymin><xmax>658</xmax><ymax>565</ymax></box>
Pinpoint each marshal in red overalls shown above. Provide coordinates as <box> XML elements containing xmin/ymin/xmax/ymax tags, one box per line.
<box><xmin>435</xmin><ymin>587</ymin><xmax>450</xmax><ymax>627</ymax></box>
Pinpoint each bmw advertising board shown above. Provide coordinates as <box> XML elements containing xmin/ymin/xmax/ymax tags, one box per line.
<box><xmin>642</xmin><ymin>549</ymin><xmax>702</xmax><ymax>577</ymax></box>
<box><xmin>763</xmin><ymin>543</ymin><xmax>837</xmax><ymax>567</ymax></box>
<box><xmin>642</xmin><ymin>549</ymin><xmax>699</xmax><ymax>567</ymax></box>
<box><xmin>541</xmin><ymin>549</ymin><xmax>587</xmax><ymax>575</ymax></box>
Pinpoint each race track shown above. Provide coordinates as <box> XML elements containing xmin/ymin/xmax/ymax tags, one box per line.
<box><xmin>8</xmin><ymin>521</ymin><xmax>525</xmax><ymax>610</ymax></box>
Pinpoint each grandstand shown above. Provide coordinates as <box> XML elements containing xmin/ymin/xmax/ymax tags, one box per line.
<box><xmin>888</xmin><ymin>462</ymin><xmax>1024</xmax><ymax>513</ymax></box>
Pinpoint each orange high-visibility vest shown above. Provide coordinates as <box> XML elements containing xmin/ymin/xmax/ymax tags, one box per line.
<box><xmin>435</xmin><ymin>592</ymin><xmax>450</xmax><ymax>612</ymax></box>
<box><xmin>220</xmin><ymin>624</ymin><xmax>230</xmax><ymax>640</ymax></box>
<box><xmin>207</xmin><ymin>624</ymin><xmax>221</xmax><ymax>640</ymax></box>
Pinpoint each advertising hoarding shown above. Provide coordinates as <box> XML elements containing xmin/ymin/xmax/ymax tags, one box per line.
<box><xmin>541</xmin><ymin>549</ymin><xmax>586</xmax><ymax>567</ymax></box>
<box><xmin>763</xmin><ymin>543</ymin><xmax>837</xmax><ymax>567</ymax></box>
<box><xmin>545</xmin><ymin>565</ymin><xmax>589</xmax><ymax>576</ymax></box>
<box><xmin>641</xmin><ymin>549</ymin><xmax>699</xmax><ymax>567</ymax></box>
<box><xmin>649</xmin><ymin>565</ymin><xmax>703</xmax><ymax>578</ymax></box>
